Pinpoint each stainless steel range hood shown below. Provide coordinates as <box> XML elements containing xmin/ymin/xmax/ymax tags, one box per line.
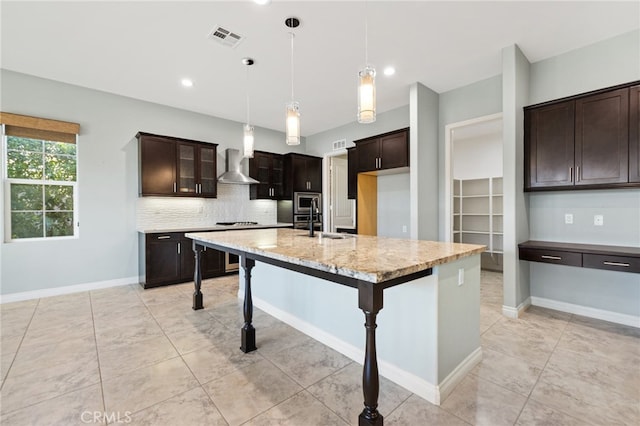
<box><xmin>218</xmin><ymin>148</ymin><xmax>259</xmax><ymax>185</ymax></box>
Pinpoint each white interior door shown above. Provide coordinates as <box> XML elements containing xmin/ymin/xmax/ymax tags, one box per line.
<box><xmin>330</xmin><ymin>155</ymin><xmax>354</xmax><ymax>231</ymax></box>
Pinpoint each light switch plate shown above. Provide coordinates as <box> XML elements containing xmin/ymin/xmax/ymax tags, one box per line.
<box><xmin>458</xmin><ymin>268</ymin><xmax>464</xmax><ymax>286</ymax></box>
<box><xmin>565</xmin><ymin>213</ymin><xmax>573</xmax><ymax>224</ymax></box>
<box><xmin>594</xmin><ymin>215</ymin><xmax>604</xmax><ymax>226</ymax></box>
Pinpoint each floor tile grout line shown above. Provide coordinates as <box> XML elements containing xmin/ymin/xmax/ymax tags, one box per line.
<box><xmin>88</xmin><ymin>290</ymin><xmax>108</xmax><ymax>419</ymax></box>
<box><xmin>0</xmin><ymin>298</ymin><xmax>40</xmax><ymax>394</ymax></box>
<box><xmin>512</xmin><ymin>311</ymin><xmax>575</xmax><ymax>425</ymax></box>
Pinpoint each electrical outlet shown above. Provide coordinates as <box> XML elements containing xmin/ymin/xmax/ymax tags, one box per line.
<box><xmin>458</xmin><ymin>268</ymin><xmax>464</xmax><ymax>286</ymax></box>
<box><xmin>594</xmin><ymin>215</ymin><xmax>604</xmax><ymax>226</ymax></box>
<box><xmin>402</xmin><ymin>225</ymin><xmax>407</xmax><ymax>233</ymax></box>
<box><xmin>564</xmin><ymin>213</ymin><xmax>573</xmax><ymax>224</ymax></box>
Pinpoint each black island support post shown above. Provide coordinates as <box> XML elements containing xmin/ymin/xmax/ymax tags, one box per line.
<box><xmin>190</xmin><ymin>239</ymin><xmax>420</xmax><ymax>426</ymax></box>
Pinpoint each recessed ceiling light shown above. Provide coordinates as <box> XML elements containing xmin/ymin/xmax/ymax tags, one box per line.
<box><xmin>383</xmin><ymin>66</ymin><xmax>396</xmax><ymax>76</ymax></box>
<box><xmin>253</xmin><ymin>0</ymin><xmax>271</xmax><ymax>5</ymax></box>
<box><xmin>181</xmin><ymin>78</ymin><xmax>194</xmax><ymax>87</ymax></box>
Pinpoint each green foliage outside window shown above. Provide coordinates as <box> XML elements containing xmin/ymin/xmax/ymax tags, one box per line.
<box><xmin>7</xmin><ymin>136</ymin><xmax>77</xmax><ymax>239</ymax></box>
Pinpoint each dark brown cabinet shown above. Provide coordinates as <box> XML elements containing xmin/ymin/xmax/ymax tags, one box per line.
<box><xmin>140</xmin><ymin>232</ymin><xmax>224</xmax><ymax>289</ymax></box>
<box><xmin>525</xmin><ymin>101</ymin><xmax>575</xmax><ymax>189</ymax></box>
<box><xmin>347</xmin><ymin>146</ymin><xmax>358</xmax><ymax>199</ymax></box>
<box><xmin>249</xmin><ymin>151</ymin><xmax>284</xmax><ymax>199</ymax></box>
<box><xmin>176</xmin><ymin>142</ymin><xmax>217</xmax><ymax>197</ymax></box>
<box><xmin>355</xmin><ymin>128</ymin><xmax>409</xmax><ymax>173</ymax></box>
<box><xmin>139</xmin><ymin>134</ymin><xmax>177</xmax><ymax>196</ymax></box>
<box><xmin>524</xmin><ymin>81</ymin><xmax>639</xmax><ymax>191</ymax></box>
<box><xmin>629</xmin><ymin>85</ymin><xmax>640</xmax><ymax>183</ymax></box>
<box><xmin>574</xmin><ymin>88</ymin><xmax>628</xmax><ymax>186</ymax></box>
<box><xmin>138</xmin><ymin>132</ymin><xmax>218</xmax><ymax>198</ymax></box>
<box><xmin>285</xmin><ymin>153</ymin><xmax>323</xmax><ymax>193</ymax></box>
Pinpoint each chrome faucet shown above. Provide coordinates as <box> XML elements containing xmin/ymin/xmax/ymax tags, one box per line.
<box><xmin>309</xmin><ymin>197</ymin><xmax>319</xmax><ymax>237</ymax></box>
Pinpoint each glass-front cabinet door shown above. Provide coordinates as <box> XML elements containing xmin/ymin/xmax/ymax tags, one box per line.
<box><xmin>199</xmin><ymin>146</ymin><xmax>217</xmax><ymax>197</ymax></box>
<box><xmin>177</xmin><ymin>143</ymin><xmax>196</xmax><ymax>194</ymax></box>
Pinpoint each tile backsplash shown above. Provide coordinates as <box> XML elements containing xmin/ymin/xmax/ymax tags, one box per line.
<box><xmin>136</xmin><ymin>184</ymin><xmax>276</xmax><ymax>231</ymax></box>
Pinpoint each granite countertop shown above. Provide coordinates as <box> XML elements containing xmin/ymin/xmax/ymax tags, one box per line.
<box><xmin>186</xmin><ymin>228</ymin><xmax>485</xmax><ymax>283</ymax></box>
<box><xmin>138</xmin><ymin>223</ymin><xmax>293</xmax><ymax>234</ymax></box>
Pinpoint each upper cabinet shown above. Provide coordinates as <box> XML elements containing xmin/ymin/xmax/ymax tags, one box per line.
<box><xmin>525</xmin><ymin>101</ymin><xmax>575</xmax><ymax>189</ymax></box>
<box><xmin>138</xmin><ymin>132</ymin><xmax>217</xmax><ymax>198</ymax></box>
<box><xmin>355</xmin><ymin>128</ymin><xmax>409</xmax><ymax>173</ymax></box>
<box><xmin>574</xmin><ymin>88</ymin><xmax>628</xmax><ymax>186</ymax></box>
<box><xmin>524</xmin><ymin>81</ymin><xmax>639</xmax><ymax>191</ymax></box>
<box><xmin>347</xmin><ymin>147</ymin><xmax>358</xmax><ymax>199</ymax></box>
<box><xmin>249</xmin><ymin>150</ymin><xmax>284</xmax><ymax>200</ymax></box>
<box><xmin>629</xmin><ymin>85</ymin><xmax>640</xmax><ymax>183</ymax></box>
<box><xmin>285</xmin><ymin>153</ymin><xmax>323</xmax><ymax>193</ymax></box>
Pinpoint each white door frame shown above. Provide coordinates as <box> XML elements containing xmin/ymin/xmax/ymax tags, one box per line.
<box><xmin>444</xmin><ymin>112</ymin><xmax>503</xmax><ymax>242</ymax></box>
<box><xmin>323</xmin><ymin>149</ymin><xmax>349</xmax><ymax>233</ymax></box>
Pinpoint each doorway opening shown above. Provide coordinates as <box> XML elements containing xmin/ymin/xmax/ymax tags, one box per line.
<box><xmin>445</xmin><ymin>113</ymin><xmax>503</xmax><ymax>272</ymax></box>
<box><xmin>324</xmin><ymin>151</ymin><xmax>355</xmax><ymax>233</ymax></box>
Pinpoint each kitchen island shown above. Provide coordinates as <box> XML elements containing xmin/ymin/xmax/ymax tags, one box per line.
<box><xmin>186</xmin><ymin>228</ymin><xmax>484</xmax><ymax>425</ymax></box>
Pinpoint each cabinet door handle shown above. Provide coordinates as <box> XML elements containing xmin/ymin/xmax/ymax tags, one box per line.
<box><xmin>569</xmin><ymin>167</ymin><xmax>573</xmax><ymax>182</ymax></box>
<box><xmin>173</xmin><ymin>182</ymin><xmax>177</xmax><ymax>193</ymax></box>
<box><xmin>603</xmin><ymin>261</ymin><xmax>630</xmax><ymax>267</ymax></box>
<box><xmin>541</xmin><ymin>255</ymin><xmax>562</xmax><ymax>260</ymax></box>
<box><xmin>177</xmin><ymin>242</ymin><xmax>181</xmax><ymax>254</ymax></box>
<box><xmin>577</xmin><ymin>166</ymin><xmax>581</xmax><ymax>182</ymax></box>
<box><xmin>157</xmin><ymin>235</ymin><xmax>171</xmax><ymax>240</ymax></box>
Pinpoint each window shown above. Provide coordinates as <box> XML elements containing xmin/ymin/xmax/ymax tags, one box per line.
<box><xmin>1</xmin><ymin>112</ymin><xmax>80</xmax><ymax>241</ymax></box>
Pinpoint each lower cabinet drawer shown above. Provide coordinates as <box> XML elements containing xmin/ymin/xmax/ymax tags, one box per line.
<box><xmin>519</xmin><ymin>248</ymin><xmax>582</xmax><ymax>267</ymax></box>
<box><xmin>583</xmin><ymin>254</ymin><xmax>640</xmax><ymax>273</ymax></box>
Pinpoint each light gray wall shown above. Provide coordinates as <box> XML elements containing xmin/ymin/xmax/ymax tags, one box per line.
<box><xmin>530</xmin><ymin>30</ymin><xmax>640</xmax><ymax>105</ymax></box>
<box><xmin>410</xmin><ymin>82</ymin><xmax>440</xmax><ymax>240</ymax></box>
<box><xmin>306</xmin><ymin>106</ymin><xmax>410</xmax><ymax>238</ymax></box>
<box><xmin>0</xmin><ymin>70</ymin><xmax>300</xmax><ymax>295</ymax></box>
<box><xmin>502</xmin><ymin>44</ymin><xmax>531</xmax><ymax>311</ymax></box>
<box><xmin>526</xmin><ymin>30</ymin><xmax>640</xmax><ymax>316</ymax></box>
<box><xmin>438</xmin><ymin>75</ymin><xmax>502</xmax><ymax>240</ymax></box>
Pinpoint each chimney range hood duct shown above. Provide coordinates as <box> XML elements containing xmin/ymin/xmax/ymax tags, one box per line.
<box><xmin>218</xmin><ymin>148</ymin><xmax>259</xmax><ymax>185</ymax></box>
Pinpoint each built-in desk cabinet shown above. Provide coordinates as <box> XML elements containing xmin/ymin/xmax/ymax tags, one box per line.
<box><xmin>629</xmin><ymin>85</ymin><xmax>640</xmax><ymax>183</ymax></box>
<box><xmin>139</xmin><ymin>232</ymin><xmax>224</xmax><ymax>289</ymax></box>
<box><xmin>524</xmin><ymin>81</ymin><xmax>639</xmax><ymax>191</ymax></box>
<box><xmin>519</xmin><ymin>240</ymin><xmax>640</xmax><ymax>274</ymax></box>
<box><xmin>138</xmin><ymin>132</ymin><xmax>218</xmax><ymax>198</ymax></box>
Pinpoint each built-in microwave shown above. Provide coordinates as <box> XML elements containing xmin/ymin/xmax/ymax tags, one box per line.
<box><xmin>294</xmin><ymin>192</ymin><xmax>321</xmax><ymax>214</ymax></box>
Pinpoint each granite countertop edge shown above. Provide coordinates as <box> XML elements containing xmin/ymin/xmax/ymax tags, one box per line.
<box><xmin>138</xmin><ymin>223</ymin><xmax>293</xmax><ymax>234</ymax></box>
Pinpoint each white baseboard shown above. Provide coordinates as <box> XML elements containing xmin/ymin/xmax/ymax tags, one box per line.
<box><xmin>502</xmin><ymin>297</ymin><xmax>531</xmax><ymax>318</ymax></box>
<box><xmin>246</xmin><ymin>293</ymin><xmax>444</xmax><ymax>405</ymax></box>
<box><xmin>436</xmin><ymin>347</ymin><xmax>483</xmax><ymax>404</ymax></box>
<box><xmin>0</xmin><ymin>276</ymin><xmax>139</xmax><ymax>304</ymax></box>
<box><xmin>531</xmin><ymin>296</ymin><xmax>640</xmax><ymax>328</ymax></box>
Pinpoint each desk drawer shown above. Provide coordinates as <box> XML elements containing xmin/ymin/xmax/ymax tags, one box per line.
<box><xmin>519</xmin><ymin>248</ymin><xmax>582</xmax><ymax>267</ymax></box>
<box><xmin>583</xmin><ymin>254</ymin><xmax>640</xmax><ymax>273</ymax></box>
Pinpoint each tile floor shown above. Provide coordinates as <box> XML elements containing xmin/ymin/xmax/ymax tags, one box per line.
<box><xmin>0</xmin><ymin>271</ymin><xmax>638</xmax><ymax>425</ymax></box>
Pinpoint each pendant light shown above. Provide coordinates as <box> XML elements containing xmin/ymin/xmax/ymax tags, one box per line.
<box><xmin>357</xmin><ymin>1</ymin><xmax>376</xmax><ymax>123</ymax></box>
<box><xmin>242</xmin><ymin>57</ymin><xmax>255</xmax><ymax>158</ymax></box>
<box><xmin>285</xmin><ymin>17</ymin><xmax>300</xmax><ymax>145</ymax></box>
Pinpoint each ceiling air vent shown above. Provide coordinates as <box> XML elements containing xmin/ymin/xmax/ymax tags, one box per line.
<box><xmin>332</xmin><ymin>139</ymin><xmax>346</xmax><ymax>150</ymax></box>
<box><xmin>209</xmin><ymin>26</ymin><xmax>244</xmax><ymax>48</ymax></box>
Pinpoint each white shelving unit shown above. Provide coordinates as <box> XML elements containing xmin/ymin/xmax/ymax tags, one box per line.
<box><xmin>453</xmin><ymin>177</ymin><xmax>503</xmax><ymax>255</ymax></box>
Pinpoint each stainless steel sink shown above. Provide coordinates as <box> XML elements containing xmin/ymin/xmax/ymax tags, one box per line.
<box><xmin>296</xmin><ymin>232</ymin><xmax>356</xmax><ymax>239</ymax></box>
<box><xmin>321</xmin><ymin>232</ymin><xmax>356</xmax><ymax>239</ymax></box>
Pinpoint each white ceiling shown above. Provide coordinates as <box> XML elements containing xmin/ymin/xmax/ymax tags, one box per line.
<box><xmin>2</xmin><ymin>1</ymin><xmax>638</xmax><ymax>137</ymax></box>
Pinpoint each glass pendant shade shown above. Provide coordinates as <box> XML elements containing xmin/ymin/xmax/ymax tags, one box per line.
<box><xmin>243</xmin><ymin>124</ymin><xmax>254</xmax><ymax>158</ymax></box>
<box><xmin>285</xmin><ymin>101</ymin><xmax>300</xmax><ymax>145</ymax></box>
<box><xmin>358</xmin><ymin>66</ymin><xmax>376</xmax><ymax>123</ymax></box>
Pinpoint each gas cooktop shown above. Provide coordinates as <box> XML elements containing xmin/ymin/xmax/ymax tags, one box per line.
<box><xmin>216</xmin><ymin>221</ymin><xmax>259</xmax><ymax>226</ymax></box>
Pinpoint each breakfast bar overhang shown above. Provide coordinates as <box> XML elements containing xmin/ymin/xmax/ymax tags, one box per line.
<box><xmin>186</xmin><ymin>228</ymin><xmax>485</xmax><ymax>425</ymax></box>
